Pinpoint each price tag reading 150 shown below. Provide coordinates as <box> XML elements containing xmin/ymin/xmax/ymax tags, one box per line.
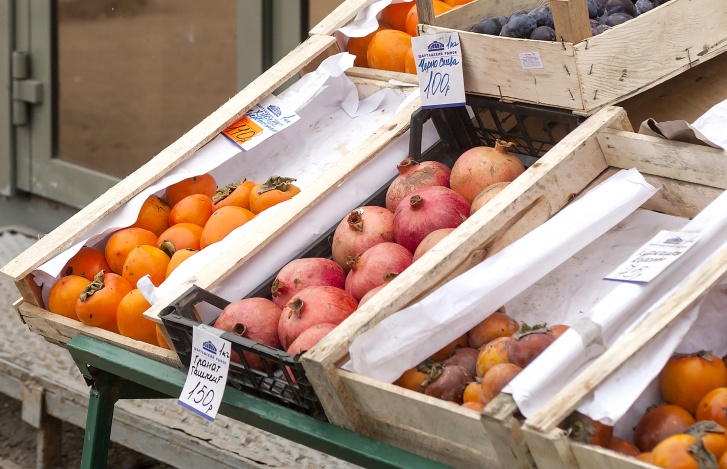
<box><xmin>178</xmin><ymin>325</ymin><xmax>231</xmax><ymax>421</ymax></box>
<box><xmin>411</xmin><ymin>32</ymin><xmax>466</xmax><ymax>110</ymax></box>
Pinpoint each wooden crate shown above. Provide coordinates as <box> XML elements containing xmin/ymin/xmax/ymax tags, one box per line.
<box><xmin>301</xmin><ymin>105</ymin><xmax>727</xmax><ymax>468</ymax></box>
<box><xmin>0</xmin><ymin>34</ymin><xmax>420</xmax><ymax>366</ymax></box>
<box><xmin>415</xmin><ymin>0</ymin><xmax>727</xmax><ymax>114</ymax></box>
<box><xmin>309</xmin><ymin>0</ymin><xmax>420</xmax><ymax>85</ymax></box>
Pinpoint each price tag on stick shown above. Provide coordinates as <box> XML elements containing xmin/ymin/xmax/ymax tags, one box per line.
<box><xmin>178</xmin><ymin>325</ymin><xmax>231</xmax><ymax>421</ymax></box>
<box><xmin>411</xmin><ymin>32</ymin><xmax>466</xmax><ymax>109</ymax></box>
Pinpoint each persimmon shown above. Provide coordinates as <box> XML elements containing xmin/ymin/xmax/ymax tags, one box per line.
<box><xmin>117</xmin><ymin>289</ymin><xmax>156</xmax><ymax>345</ymax></box>
<box><xmin>75</xmin><ymin>271</ymin><xmax>133</xmax><ymax>333</ymax></box>
<box><xmin>156</xmin><ymin>325</ymin><xmax>170</xmax><ymax>349</ymax></box>
<box><xmin>169</xmin><ymin>194</ymin><xmax>214</xmax><ymax>227</ymax></box>
<box><xmin>697</xmin><ymin>388</ymin><xmax>727</xmax><ymax>428</ymax></box>
<box><xmin>213</xmin><ymin>180</ymin><xmax>256</xmax><ymax>211</ymax></box>
<box><xmin>463</xmin><ymin>381</ymin><xmax>487</xmax><ymax>405</ymax></box>
<box><xmin>443</xmin><ymin>0</ymin><xmax>473</xmax><ymax>5</ymax></box>
<box><xmin>404</xmin><ymin>47</ymin><xmax>416</xmax><ymax>74</ymax></box>
<box><xmin>157</xmin><ymin>223</ymin><xmax>203</xmax><ymax>251</ymax></box>
<box><xmin>164</xmin><ymin>173</ymin><xmax>217</xmax><ymax>208</ymax></box>
<box><xmin>720</xmin><ymin>450</ymin><xmax>727</xmax><ymax>469</ymax></box>
<box><xmin>379</xmin><ymin>1</ymin><xmax>413</xmax><ymax>31</ymax></box>
<box><xmin>104</xmin><ymin>227</ymin><xmax>158</xmax><ymax>275</ymax></box>
<box><xmin>347</xmin><ymin>25</ymin><xmax>387</xmax><ymax>68</ymax></box>
<box><xmin>367</xmin><ymin>29</ymin><xmax>413</xmax><ymax>73</ymax></box>
<box><xmin>165</xmin><ymin>248</ymin><xmax>197</xmax><ymax>278</ymax></box>
<box><xmin>608</xmin><ymin>437</ymin><xmax>641</xmax><ymax>457</ymax></box>
<box><xmin>200</xmin><ymin>206</ymin><xmax>255</xmax><ymax>249</ymax></box>
<box><xmin>468</xmin><ymin>311</ymin><xmax>518</xmax><ymax>349</ymax></box>
<box><xmin>429</xmin><ymin>333</ymin><xmax>469</xmax><ymax>362</ymax></box>
<box><xmin>404</xmin><ymin>1</ymin><xmax>452</xmax><ymax>37</ymax></box>
<box><xmin>132</xmin><ymin>195</ymin><xmax>170</xmax><ymax>236</ymax></box>
<box><xmin>475</xmin><ymin>336</ymin><xmax>511</xmax><ymax>378</ymax></box>
<box><xmin>481</xmin><ymin>363</ymin><xmax>521</xmax><ymax>402</ymax></box>
<box><xmin>461</xmin><ymin>401</ymin><xmax>485</xmax><ymax>413</ymax></box>
<box><xmin>122</xmin><ymin>244</ymin><xmax>171</xmax><ymax>288</ymax></box>
<box><xmin>393</xmin><ymin>366</ymin><xmax>429</xmax><ymax>393</ymax></box>
<box><xmin>634</xmin><ymin>404</ymin><xmax>696</xmax><ymax>452</ymax></box>
<box><xmin>249</xmin><ymin>176</ymin><xmax>301</xmax><ymax>214</ymax></box>
<box><xmin>660</xmin><ymin>351</ymin><xmax>727</xmax><ymax>415</ymax></box>
<box><xmin>636</xmin><ymin>452</ymin><xmax>654</xmax><ymax>464</ymax></box>
<box><xmin>48</xmin><ymin>275</ymin><xmax>91</xmax><ymax>320</ymax></box>
<box><xmin>549</xmin><ymin>324</ymin><xmax>570</xmax><ymax>339</ymax></box>
<box><xmin>61</xmin><ymin>247</ymin><xmax>111</xmax><ymax>281</ymax></box>
<box><xmin>652</xmin><ymin>433</ymin><xmax>708</xmax><ymax>469</ymax></box>
<box><xmin>560</xmin><ymin>412</ymin><xmax>613</xmax><ymax>448</ymax></box>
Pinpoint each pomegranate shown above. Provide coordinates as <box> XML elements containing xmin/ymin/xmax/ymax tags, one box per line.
<box><xmin>412</xmin><ymin>227</ymin><xmax>455</xmax><ymax>262</ymax></box>
<box><xmin>508</xmin><ymin>324</ymin><xmax>555</xmax><ymax>368</ymax></box>
<box><xmin>450</xmin><ymin>141</ymin><xmax>525</xmax><ymax>203</ymax></box>
<box><xmin>345</xmin><ymin>242</ymin><xmax>412</xmax><ymax>302</ymax></box>
<box><xmin>278</xmin><ymin>286</ymin><xmax>357</xmax><ymax>350</ymax></box>
<box><xmin>471</xmin><ymin>182</ymin><xmax>510</xmax><ymax>213</ymax></box>
<box><xmin>331</xmin><ymin>206</ymin><xmax>395</xmax><ymax>273</ymax></box>
<box><xmin>393</xmin><ymin>186</ymin><xmax>470</xmax><ymax>253</ymax></box>
<box><xmin>358</xmin><ymin>272</ymin><xmax>397</xmax><ymax>306</ymax></box>
<box><xmin>286</xmin><ymin>323</ymin><xmax>337</xmax><ymax>356</ymax></box>
<box><xmin>271</xmin><ymin>257</ymin><xmax>345</xmax><ymax>309</ymax></box>
<box><xmin>385</xmin><ymin>158</ymin><xmax>451</xmax><ymax>212</ymax></box>
<box><xmin>213</xmin><ymin>298</ymin><xmax>282</xmax><ymax>370</ymax></box>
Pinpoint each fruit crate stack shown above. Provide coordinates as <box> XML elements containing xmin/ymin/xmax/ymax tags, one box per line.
<box><xmin>300</xmin><ymin>105</ymin><xmax>727</xmax><ymax>468</ymax></box>
<box><xmin>414</xmin><ymin>0</ymin><xmax>727</xmax><ymax>113</ymax></box>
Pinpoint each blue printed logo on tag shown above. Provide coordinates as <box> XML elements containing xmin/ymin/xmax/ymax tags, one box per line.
<box><xmin>267</xmin><ymin>105</ymin><xmax>282</xmax><ymax>117</ymax></box>
<box><xmin>664</xmin><ymin>237</ymin><xmax>683</xmax><ymax>244</ymax></box>
<box><xmin>428</xmin><ymin>41</ymin><xmax>444</xmax><ymax>52</ymax></box>
<box><xmin>203</xmin><ymin>341</ymin><xmax>217</xmax><ymax>355</ymax></box>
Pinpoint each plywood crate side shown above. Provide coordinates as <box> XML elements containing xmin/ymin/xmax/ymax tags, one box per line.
<box><xmin>428</xmin><ymin>0</ymin><xmax>548</xmax><ymax>30</ymax></box>
<box><xmin>0</xmin><ymin>34</ymin><xmax>338</xmax><ymax>291</ymax></box>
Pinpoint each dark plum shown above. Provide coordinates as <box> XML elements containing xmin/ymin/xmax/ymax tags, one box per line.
<box><xmin>653</xmin><ymin>0</ymin><xmax>671</xmax><ymax>5</ymax></box>
<box><xmin>605</xmin><ymin>0</ymin><xmax>635</xmax><ymax>16</ymax></box>
<box><xmin>471</xmin><ymin>17</ymin><xmax>502</xmax><ymax>35</ymax></box>
<box><xmin>586</xmin><ymin>0</ymin><xmax>599</xmax><ymax>19</ymax></box>
<box><xmin>597</xmin><ymin>13</ymin><xmax>609</xmax><ymax>24</ymax></box>
<box><xmin>496</xmin><ymin>15</ymin><xmax>509</xmax><ymax>27</ymax></box>
<box><xmin>502</xmin><ymin>14</ymin><xmax>537</xmax><ymax>39</ymax></box>
<box><xmin>605</xmin><ymin>12</ymin><xmax>633</xmax><ymax>26</ymax></box>
<box><xmin>634</xmin><ymin>0</ymin><xmax>654</xmax><ymax>15</ymax></box>
<box><xmin>530</xmin><ymin>26</ymin><xmax>555</xmax><ymax>41</ymax></box>
<box><xmin>592</xmin><ymin>23</ymin><xmax>612</xmax><ymax>35</ymax></box>
<box><xmin>511</xmin><ymin>9</ymin><xmax>529</xmax><ymax>17</ymax></box>
<box><xmin>528</xmin><ymin>6</ymin><xmax>554</xmax><ymax>28</ymax></box>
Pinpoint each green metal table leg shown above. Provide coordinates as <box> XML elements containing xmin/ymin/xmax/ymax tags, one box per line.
<box><xmin>80</xmin><ymin>372</ymin><xmax>121</xmax><ymax>469</ymax></box>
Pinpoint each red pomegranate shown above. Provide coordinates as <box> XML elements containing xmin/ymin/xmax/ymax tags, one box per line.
<box><xmin>287</xmin><ymin>323</ymin><xmax>338</xmax><ymax>355</ymax></box>
<box><xmin>412</xmin><ymin>227</ymin><xmax>455</xmax><ymax>262</ymax></box>
<box><xmin>331</xmin><ymin>206</ymin><xmax>395</xmax><ymax>273</ymax></box>
<box><xmin>450</xmin><ymin>141</ymin><xmax>524</xmax><ymax>203</ymax></box>
<box><xmin>471</xmin><ymin>182</ymin><xmax>510</xmax><ymax>213</ymax></box>
<box><xmin>345</xmin><ymin>242</ymin><xmax>412</xmax><ymax>301</ymax></box>
<box><xmin>271</xmin><ymin>257</ymin><xmax>345</xmax><ymax>309</ymax></box>
<box><xmin>385</xmin><ymin>158</ymin><xmax>451</xmax><ymax>212</ymax></box>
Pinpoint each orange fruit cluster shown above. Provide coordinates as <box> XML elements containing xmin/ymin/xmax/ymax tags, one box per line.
<box><xmin>346</xmin><ymin>0</ymin><xmax>470</xmax><ymax>73</ymax></box>
<box><xmin>47</xmin><ymin>173</ymin><xmax>301</xmax><ymax>348</ymax></box>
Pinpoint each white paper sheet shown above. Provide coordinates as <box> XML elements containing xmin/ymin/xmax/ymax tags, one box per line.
<box><xmin>692</xmin><ymin>97</ymin><xmax>727</xmax><ymax>149</ymax></box>
<box><xmin>348</xmin><ymin>169</ymin><xmax>658</xmax><ymax>383</ymax></box>
<box><xmin>334</xmin><ymin>0</ymin><xmax>414</xmax><ymax>50</ymax></box>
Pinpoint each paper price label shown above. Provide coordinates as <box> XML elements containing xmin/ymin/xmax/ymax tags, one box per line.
<box><xmin>222</xmin><ymin>115</ymin><xmax>263</xmax><ymax>146</ymax></box>
<box><xmin>178</xmin><ymin>325</ymin><xmax>231</xmax><ymax>421</ymax></box>
<box><xmin>222</xmin><ymin>95</ymin><xmax>300</xmax><ymax>151</ymax></box>
<box><xmin>605</xmin><ymin>230</ymin><xmax>702</xmax><ymax>283</ymax></box>
<box><xmin>411</xmin><ymin>32</ymin><xmax>466</xmax><ymax>110</ymax></box>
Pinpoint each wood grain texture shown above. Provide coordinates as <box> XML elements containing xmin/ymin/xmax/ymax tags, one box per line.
<box><xmin>481</xmin><ymin>395</ymin><xmax>535</xmax><ymax>469</ymax></box>
<box><xmin>522</xmin><ymin>426</ymin><xmax>580</xmax><ymax>469</ymax></box>
<box><xmin>416</xmin><ymin>0</ymin><xmax>435</xmax><ymax>25</ymax></box>
<box><xmin>345</xmin><ymin>66</ymin><xmax>419</xmax><ymax>84</ymax></box>
<box><xmin>571</xmin><ymin>442</ymin><xmax>654</xmax><ymax>469</ymax></box>
<box><xmin>17</xmin><ymin>301</ymin><xmax>182</xmax><ymax>369</ymax></box>
<box><xmin>16</xmin><ymin>276</ymin><xmax>44</xmax><ymax>308</ymax></box>
<box><xmin>430</xmin><ymin>0</ymin><xmax>549</xmax><ymax>30</ymax></box>
<box><xmin>422</xmin><ymin>24</ymin><xmax>584</xmax><ymax>109</ymax></box>
<box><xmin>599</xmin><ymin>129</ymin><xmax>727</xmax><ymax>189</ymax></box>
<box><xmin>576</xmin><ymin>0</ymin><xmax>727</xmax><ymax>111</ymax></box>
<box><xmin>309</xmin><ymin>0</ymin><xmax>377</xmax><ymax>36</ymax></box>
<box><xmin>0</xmin><ymin>34</ymin><xmax>337</xmax><ymax>282</ymax></box>
<box><xmin>550</xmin><ymin>0</ymin><xmax>592</xmax><ymax>44</ymax></box>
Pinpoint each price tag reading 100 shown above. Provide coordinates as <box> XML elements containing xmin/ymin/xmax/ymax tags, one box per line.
<box><xmin>178</xmin><ymin>325</ymin><xmax>231</xmax><ymax>421</ymax></box>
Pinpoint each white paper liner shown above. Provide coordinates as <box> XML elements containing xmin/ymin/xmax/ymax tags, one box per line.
<box><xmin>334</xmin><ymin>0</ymin><xmax>414</xmax><ymax>51</ymax></box>
<box><xmin>347</xmin><ymin>168</ymin><xmax>658</xmax><ymax>383</ymax></box>
<box><xmin>692</xmin><ymin>97</ymin><xmax>727</xmax><ymax>149</ymax></box>
<box><xmin>33</xmin><ymin>53</ymin><xmax>415</xmax><ymax>308</ymax></box>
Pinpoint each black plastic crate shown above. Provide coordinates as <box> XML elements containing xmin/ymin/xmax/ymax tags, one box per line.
<box><xmin>159</xmin><ymin>97</ymin><xmax>583</xmax><ymax>421</ymax></box>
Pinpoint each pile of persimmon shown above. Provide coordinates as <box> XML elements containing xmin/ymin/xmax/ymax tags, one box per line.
<box><xmin>47</xmin><ymin>173</ymin><xmax>301</xmax><ymax>348</ymax></box>
<box><xmin>393</xmin><ymin>308</ymin><xmax>569</xmax><ymax>413</ymax></box>
<box><xmin>346</xmin><ymin>0</ymin><xmax>472</xmax><ymax>73</ymax></box>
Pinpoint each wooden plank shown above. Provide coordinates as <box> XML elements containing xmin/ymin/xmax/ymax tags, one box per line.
<box><xmin>345</xmin><ymin>66</ymin><xmax>419</xmax><ymax>84</ymax></box>
<box><xmin>21</xmin><ymin>381</ymin><xmax>44</xmax><ymax>428</ymax></box>
<box><xmin>481</xmin><ymin>394</ymin><xmax>535</xmax><ymax>469</ymax></box>
<box><xmin>36</xmin><ymin>413</ymin><xmax>62</xmax><ymax>469</ymax></box>
<box><xmin>430</xmin><ymin>0</ymin><xmax>549</xmax><ymax>30</ymax></box>
<box><xmin>576</xmin><ymin>0</ymin><xmax>727</xmax><ymax>111</ymax></box>
<box><xmin>309</xmin><ymin>0</ymin><xmax>376</xmax><ymax>36</ymax></box>
<box><xmin>17</xmin><ymin>301</ymin><xmax>182</xmax><ymax>370</ymax></box>
<box><xmin>0</xmin><ymin>34</ymin><xmax>338</xmax><ymax>283</ymax></box>
<box><xmin>416</xmin><ymin>0</ymin><xmax>435</xmax><ymax>25</ymax></box>
<box><xmin>522</xmin><ymin>426</ymin><xmax>579</xmax><ymax>469</ymax></box>
<box><xmin>598</xmin><ymin>129</ymin><xmax>727</xmax><ymax>190</ymax></box>
<box><xmin>571</xmin><ymin>442</ymin><xmax>653</xmax><ymax>469</ymax></box>
<box><xmin>299</xmin><ymin>39</ymin><xmax>341</xmax><ymax>76</ymax></box>
<box><xmin>639</xmin><ymin>174</ymin><xmax>721</xmax><ymax>219</ymax></box>
<box><xmin>525</xmin><ymin>239</ymin><xmax>727</xmax><ymax>434</ymax></box>
<box><xmin>15</xmin><ymin>276</ymin><xmax>43</xmax><ymax>308</ymax></box>
<box><xmin>550</xmin><ymin>0</ymin><xmax>591</xmax><ymax>44</ymax></box>
<box><xmin>340</xmin><ymin>370</ymin><xmax>498</xmax><ymax>457</ymax></box>
<box><xmin>302</xmin><ymin>106</ymin><xmax>628</xmax><ymax>436</ymax></box>
<box><xmin>423</xmin><ymin>25</ymin><xmax>584</xmax><ymax>110</ymax></box>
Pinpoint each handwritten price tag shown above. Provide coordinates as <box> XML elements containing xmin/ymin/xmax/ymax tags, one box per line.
<box><xmin>411</xmin><ymin>32</ymin><xmax>466</xmax><ymax>109</ymax></box>
<box><xmin>178</xmin><ymin>325</ymin><xmax>231</xmax><ymax>421</ymax></box>
<box><xmin>605</xmin><ymin>230</ymin><xmax>702</xmax><ymax>283</ymax></box>
<box><xmin>222</xmin><ymin>95</ymin><xmax>300</xmax><ymax>151</ymax></box>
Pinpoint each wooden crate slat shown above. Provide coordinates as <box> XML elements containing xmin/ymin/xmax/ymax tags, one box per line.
<box><xmin>309</xmin><ymin>0</ymin><xmax>377</xmax><ymax>36</ymax></box>
<box><xmin>0</xmin><ymin>34</ymin><xmax>337</xmax><ymax>284</ymax></box>
<box><xmin>570</xmin><ymin>442</ymin><xmax>653</xmax><ymax>469</ymax></box>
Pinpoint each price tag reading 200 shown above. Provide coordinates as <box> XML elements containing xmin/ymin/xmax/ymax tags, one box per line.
<box><xmin>411</xmin><ymin>32</ymin><xmax>466</xmax><ymax>110</ymax></box>
<box><xmin>178</xmin><ymin>325</ymin><xmax>231</xmax><ymax>421</ymax></box>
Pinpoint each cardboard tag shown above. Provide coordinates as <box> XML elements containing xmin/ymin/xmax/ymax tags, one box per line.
<box><xmin>411</xmin><ymin>32</ymin><xmax>466</xmax><ymax>109</ymax></box>
<box><xmin>222</xmin><ymin>95</ymin><xmax>300</xmax><ymax>151</ymax></box>
<box><xmin>605</xmin><ymin>230</ymin><xmax>702</xmax><ymax>283</ymax></box>
<box><xmin>178</xmin><ymin>325</ymin><xmax>231</xmax><ymax>421</ymax></box>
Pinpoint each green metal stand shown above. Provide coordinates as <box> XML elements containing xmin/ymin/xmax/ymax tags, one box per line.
<box><xmin>68</xmin><ymin>334</ymin><xmax>451</xmax><ymax>469</ymax></box>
